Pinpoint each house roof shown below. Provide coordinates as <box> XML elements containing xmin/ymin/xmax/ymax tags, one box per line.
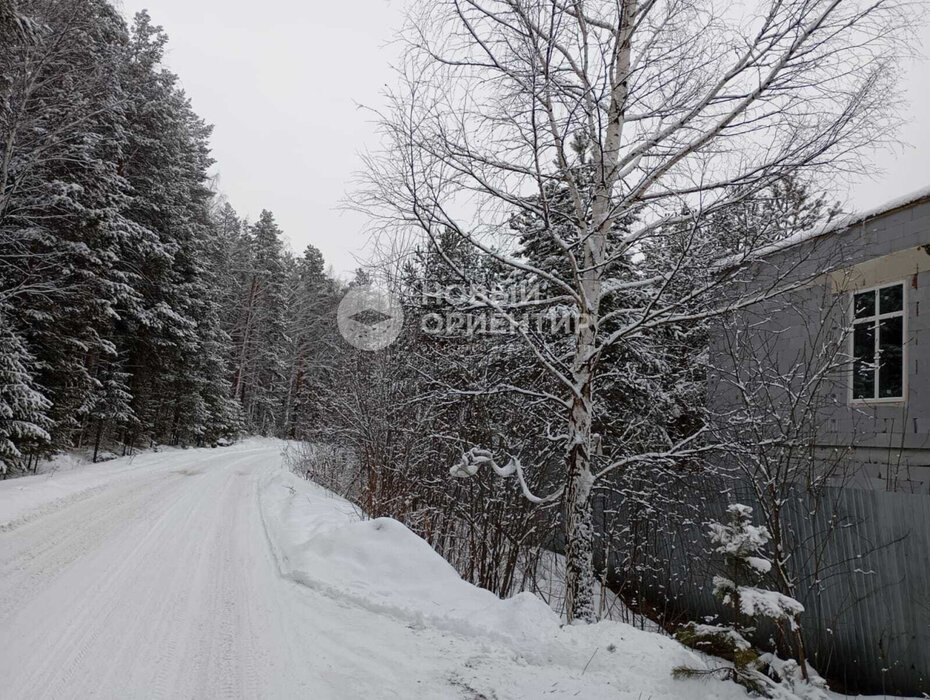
<box><xmin>718</xmin><ymin>183</ymin><xmax>930</xmax><ymax>270</ymax></box>
<box><xmin>813</xmin><ymin>183</ymin><xmax>930</xmax><ymax>242</ymax></box>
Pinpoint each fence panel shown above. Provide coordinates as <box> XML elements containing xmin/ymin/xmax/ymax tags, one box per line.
<box><xmin>594</xmin><ymin>484</ymin><xmax>930</xmax><ymax>695</ymax></box>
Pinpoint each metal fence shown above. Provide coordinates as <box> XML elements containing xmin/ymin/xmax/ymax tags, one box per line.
<box><xmin>590</xmin><ymin>483</ymin><xmax>930</xmax><ymax>696</ymax></box>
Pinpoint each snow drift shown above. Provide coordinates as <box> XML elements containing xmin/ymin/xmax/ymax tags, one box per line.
<box><xmin>259</xmin><ymin>472</ymin><xmax>560</xmax><ymax>645</ymax></box>
<box><xmin>258</xmin><ymin>465</ymin><xmax>755</xmax><ymax>700</ymax></box>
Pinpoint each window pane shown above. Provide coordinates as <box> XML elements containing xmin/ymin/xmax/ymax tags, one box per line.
<box><xmin>879</xmin><ymin>285</ymin><xmax>903</xmax><ymax>314</ymax></box>
<box><xmin>853</xmin><ymin>322</ymin><xmax>875</xmax><ymax>399</ymax></box>
<box><xmin>878</xmin><ymin>316</ymin><xmax>904</xmax><ymax>398</ymax></box>
<box><xmin>854</xmin><ymin>290</ymin><xmax>875</xmax><ymax>319</ymax></box>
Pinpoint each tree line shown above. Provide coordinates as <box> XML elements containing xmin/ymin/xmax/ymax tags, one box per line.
<box><xmin>0</xmin><ymin>0</ymin><xmax>338</xmax><ymax>472</ymax></box>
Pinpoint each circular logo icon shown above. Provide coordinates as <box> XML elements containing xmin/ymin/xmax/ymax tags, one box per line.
<box><xmin>337</xmin><ymin>286</ymin><xmax>404</xmax><ymax>351</ymax></box>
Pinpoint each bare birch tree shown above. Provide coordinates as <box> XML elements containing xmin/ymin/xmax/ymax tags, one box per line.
<box><xmin>356</xmin><ymin>0</ymin><xmax>911</xmax><ymax>622</ymax></box>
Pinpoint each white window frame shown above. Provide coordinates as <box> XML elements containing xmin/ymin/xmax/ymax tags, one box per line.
<box><xmin>849</xmin><ymin>280</ymin><xmax>907</xmax><ymax>405</ymax></box>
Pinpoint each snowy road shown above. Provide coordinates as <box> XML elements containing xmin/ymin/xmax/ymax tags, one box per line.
<box><xmin>0</xmin><ymin>443</ymin><xmax>467</xmax><ymax>699</ymax></box>
<box><xmin>0</xmin><ymin>442</ymin><xmax>747</xmax><ymax>700</ymax></box>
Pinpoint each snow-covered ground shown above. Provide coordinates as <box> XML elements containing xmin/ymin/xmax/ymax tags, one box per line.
<box><xmin>0</xmin><ymin>440</ymin><xmax>895</xmax><ymax>699</ymax></box>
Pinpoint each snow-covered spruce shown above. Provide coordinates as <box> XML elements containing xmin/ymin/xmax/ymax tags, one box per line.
<box><xmin>1</xmin><ymin>0</ymin><xmax>341</xmax><ymax>466</ymax></box>
<box><xmin>0</xmin><ymin>316</ymin><xmax>52</xmax><ymax>474</ymax></box>
<box><xmin>674</xmin><ymin>504</ymin><xmax>828</xmax><ymax>699</ymax></box>
<box><xmin>708</xmin><ymin>504</ymin><xmax>806</xmax><ymax>629</ymax></box>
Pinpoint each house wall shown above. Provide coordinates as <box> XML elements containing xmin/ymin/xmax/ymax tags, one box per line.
<box><xmin>710</xmin><ymin>196</ymin><xmax>930</xmax><ymax>493</ymax></box>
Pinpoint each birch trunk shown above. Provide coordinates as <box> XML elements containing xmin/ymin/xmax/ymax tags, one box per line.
<box><xmin>564</xmin><ymin>340</ymin><xmax>597</xmax><ymax>622</ymax></box>
<box><xmin>561</xmin><ymin>0</ymin><xmax>637</xmax><ymax>623</ymax></box>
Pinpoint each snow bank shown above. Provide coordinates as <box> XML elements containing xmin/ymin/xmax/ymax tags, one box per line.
<box><xmin>260</xmin><ymin>464</ymin><xmax>920</xmax><ymax>699</ymax></box>
<box><xmin>258</xmin><ymin>466</ymin><xmax>754</xmax><ymax>699</ymax></box>
<box><xmin>259</xmin><ymin>470</ymin><xmax>560</xmax><ymax>644</ymax></box>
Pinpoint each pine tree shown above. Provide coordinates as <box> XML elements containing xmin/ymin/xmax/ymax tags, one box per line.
<box><xmin>111</xmin><ymin>11</ymin><xmax>241</xmax><ymax>448</ymax></box>
<box><xmin>86</xmin><ymin>358</ymin><xmax>136</xmax><ymax>462</ymax></box>
<box><xmin>0</xmin><ymin>313</ymin><xmax>51</xmax><ymax>474</ymax></box>
<box><xmin>1</xmin><ymin>0</ymin><xmax>138</xmax><ymax>452</ymax></box>
<box><xmin>282</xmin><ymin>243</ymin><xmax>336</xmax><ymax>438</ymax></box>
<box><xmin>1</xmin><ymin>2</ymin><xmax>331</xmax><ymax>462</ymax></box>
<box><xmin>232</xmin><ymin>210</ymin><xmax>289</xmax><ymax>435</ymax></box>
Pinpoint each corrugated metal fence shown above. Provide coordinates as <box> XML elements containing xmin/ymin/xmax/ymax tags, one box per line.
<box><xmin>594</xmin><ymin>484</ymin><xmax>930</xmax><ymax>696</ymax></box>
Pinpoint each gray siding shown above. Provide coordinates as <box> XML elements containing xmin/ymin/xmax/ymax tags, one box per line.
<box><xmin>597</xmin><ymin>483</ymin><xmax>930</xmax><ymax>695</ymax></box>
<box><xmin>713</xmin><ymin>196</ymin><xmax>930</xmax><ymax>491</ymax></box>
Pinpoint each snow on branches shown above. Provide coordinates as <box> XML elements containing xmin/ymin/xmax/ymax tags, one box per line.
<box><xmin>450</xmin><ymin>447</ymin><xmax>517</xmax><ymax>479</ymax></box>
<box><xmin>709</xmin><ymin>504</ymin><xmax>805</xmax><ymax>627</ymax></box>
<box><xmin>673</xmin><ymin>503</ymin><xmax>827</xmax><ymax>698</ymax></box>
<box><xmin>451</xmin><ymin>447</ymin><xmax>561</xmax><ymax>505</ymax></box>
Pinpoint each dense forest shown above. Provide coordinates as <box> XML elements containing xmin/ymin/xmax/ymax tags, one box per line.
<box><xmin>0</xmin><ymin>0</ymin><xmax>345</xmax><ymax>470</ymax></box>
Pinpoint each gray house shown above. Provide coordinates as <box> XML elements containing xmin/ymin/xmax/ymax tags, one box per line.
<box><xmin>712</xmin><ymin>186</ymin><xmax>930</xmax><ymax>492</ymax></box>
<box><xmin>591</xmin><ymin>188</ymin><xmax>930</xmax><ymax>693</ymax></box>
<box><xmin>694</xmin><ymin>187</ymin><xmax>930</xmax><ymax>693</ymax></box>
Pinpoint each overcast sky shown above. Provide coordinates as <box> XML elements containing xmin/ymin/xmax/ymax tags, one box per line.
<box><xmin>117</xmin><ymin>0</ymin><xmax>929</xmax><ymax>277</ymax></box>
